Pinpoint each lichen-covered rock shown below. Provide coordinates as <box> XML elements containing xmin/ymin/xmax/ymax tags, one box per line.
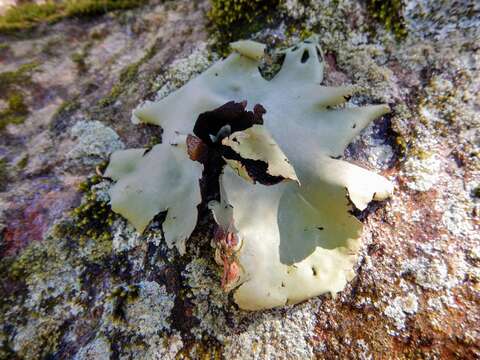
<box><xmin>68</xmin><ymin>120</ymin><xmax>125</xmax><ymax>164</ymax></box>
<box><xmin>123</xmin><ymin>281</ymin><xmax>175</xmax><ymax>335</ymax></box>
<box><xmin>0</xmin><ymin>0</ymin><xmax>479</xmax><ymax>358</ymax></box>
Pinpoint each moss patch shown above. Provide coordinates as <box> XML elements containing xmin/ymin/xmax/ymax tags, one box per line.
<box><xmin>16</xmin><ymin>155</ymin><xmax>29</xmax><ymax>170</ymax></box>
<box><xmin>71</xmin><ymin>51</ymin><xmax>88</xmax><ymax>73</ymax></box>
<box><xmin>0</xmin><ymin>62</ymin><xmax>38</xmax><ymax>96</ymax></box>
<box><xmin>109</xmin><ymin>284</ymin><xmax>141</xmax><ymax>322</ymax></box>
<box><xmin>0</xmin><ymin>92</ymin><xmax>29</xmax><ymax>131</ymax></box>
<box><xmin>473</xmin><ymin>186</ymin><xmax>480</xmax><ymax>199</ymax></box>
<box><xmin>71</xmin><ymin>174</ymin><xmax>113</xmax><ymax>235</ymax></box>
<box><xmin>0</xmin><ymin>62</ymin><xmax>38</xmax><ymax>131</ymax></box>
<box><xmin>51</xmin><ymin>169</ymin><xmax>116</xmax><ymax>263</ymax></box>
<box><xmin>64</xmin><ymin>0</ymin><xmax>147</xmax><ymax>17</ymax></box>
<box><xmin>49</xmin><ymin>97</ymin><xmax>81</xmax><ymax>135</ymax></box>
<box><xmin>0</xmin><ymin>0</ymin><xmax>148</xmax><ymax>34</ymax></box>
<box><xmin>366</xmin><ymin>0</ymin><xmax>408</xmax><ymax>40</ymax></box>
<box><xmin>207</xmin><ymin>0</ymin><xmax>281</xmax><ymax>54</ymax></box>
<box><xmin>0</xmin><ymin>2</ymin><xmax>60</xmax><ymax>33</ymax></box>
<box><xmin>0</xmin><ymin>158</ymin><xmax>8</xmax><ymax>192</ymax></box>
<box><xmin>98</xmin><ymin>45</ymin><xmax>156</xmax><ymax>107</ymax></box>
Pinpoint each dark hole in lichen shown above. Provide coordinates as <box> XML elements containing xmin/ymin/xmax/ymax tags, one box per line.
<box><xmin>315</xmin><ymin>46</ymin><xmax>322</xmax><ymax>61</ymax></box>
<box><xmin>193</xmin><ymin>101</ymin><xmax>263</xmax><ymax>146</ymax></box>
<box><xmin>301</xmin><ymin>49</ymin><xmax>309</xmax><ymax>63</ymax></box>
<box><xmin>220</xmin><ymin>145</ymin><xmax>283</xmax><ymax>185</ymax></box>
<box><xmin>189</xmin><ymin>101</ymin><xmax>285</xmax><ymax>213</ymax></box>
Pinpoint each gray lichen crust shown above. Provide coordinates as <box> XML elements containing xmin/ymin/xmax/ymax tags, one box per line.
<box><xmin>105</xmin><ymin>35</ymin><xmax>393</xmax><ymax>310</ymax></box>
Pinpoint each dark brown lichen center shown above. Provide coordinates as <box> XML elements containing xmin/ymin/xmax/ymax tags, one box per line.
<box><xmin>188</xmin><ymin>101</ymin><xmax>284</xmax><ymax>204</ymax></box>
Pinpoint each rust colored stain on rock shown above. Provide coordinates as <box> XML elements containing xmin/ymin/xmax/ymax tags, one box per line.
<box><xmin>2</xmin><ymin>189</ymin><xmax>80</xmax><ymax>256</ymax></box>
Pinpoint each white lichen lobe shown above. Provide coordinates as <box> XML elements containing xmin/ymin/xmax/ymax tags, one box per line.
<box><xmin>105</xmin><ymin>36</ymin><xmax>393</xmax><ymax>310</ymax></box>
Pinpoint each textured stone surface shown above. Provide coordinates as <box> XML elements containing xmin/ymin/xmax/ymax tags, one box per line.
<box><xmin>0</xmin><ymin>0</ymin><xmax>479</xmax><ymax>359</ymax></box>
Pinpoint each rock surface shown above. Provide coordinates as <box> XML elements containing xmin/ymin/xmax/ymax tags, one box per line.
<box><xmin>0</xmin><ymin>0</ymin><xmax>479</xmax><ymax>359</ymax></box>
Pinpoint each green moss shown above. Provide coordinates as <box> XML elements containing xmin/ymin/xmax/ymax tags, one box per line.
<box><xmin>0</xmin><ymin>64</ymin><xmax>35</xmax><ymax>132</ymax></box>
<box><xmin>109</xmin><ymin>284</ymin><xmax>141</xmax><ymax>322</ymax></box>
<box><xmin>99</xmin><ymin>62</ymin><xmax>141</xmax><ymax>106</ymax></box>
<box><xmin>175</xmin><ymin>342</ymin><xmax>223</xmax><ymax>360</ymax></box>
<box><xmin>0</xmin><ymin>0</ymin><xmax>148</xmax><ymax>34</ymax></box>
<box><xmin>0</xmin><ymin>158</ymin><xmax>8</xmax><ymax>192</ymax></box>
<box><xmin>53</xmin><ymin>170</ymin><xmax>116</xmax><ymax>262</ymax></box>
<box><xmin>98</xmin><ymin>44</ymin><xmax>157</xmax><ymax>107</ymax></box>
<box><xmin>0</xmin><ymin>2</ymin><xmax>60</xmax><ymax>33</ymax></box>
<box><xmin>411</xmin><ymin>148</ymin><xmax>432</xmax><ymax>160</ymax></box>
<box><xmin>0</xmin><ymin>91</ymin><xmax>29</xmax><ymax>131</ymax></box>
<box><xmin>0</xmin><ymin>43</ymin><xmax>10</xmax><ymax>53</ymax></box>
<box><xmin>395</xmin><ymin>135</ymin><xmax>408</xmax><ymax>156</ymax></box>
<box><xmin>285</xmin><ymin>21</ymin><xmax>314</xmax><ymax>42</ymax></box>
<box><xmin>41</xmin><ymin>38</ymin><xmax>61</xmax><ymax>56</ymax></box>
<box><xmin>473</xmin><ymin>185</ymin><xmax>480</xmax><ymax>199</ymax></box>
<box><xmin>65</xmin><ymin>0</ymin><xmax>147</xmax><ymax>17</ymax></box>
<box><xmin>73</xmin><ymin>175</ymin><xmax>114</xmax><ymax>236</ymax></box>
<box><xmin>71</xmin><ymin>51</ymin><xmax>88</xmax><ymax>73</ymax></box>
<box><xmin>0</xmin><ymin>62</ymin><xmax>38</xmax><ymax>95</ymax></box>
<box><xmin>8</xmin><ymin>240</ymin><xmax>53</xmax><ymax>281</ymax></box>
<box><xmin>57</xmin><ymin>98</ymin><xmax>81</xmax><ymax>117</ymax></box>
<box><xmin>207</xmin><ymin>0</ymin><xmax>281</xmax><ymax>55</ymax></box>
<box><xmin>98</xmin><ymin>82</ymin><xmax>123</xmax><ymax>107</ymax></box>
<box><xmin>366</xmin><ymin>0</ymin><xmax>407</xmax><ymax>40</ymax></box>
<box><xmin>31</xmin><ymin>319</ymin><xmax>64</xmax><ymax>359</ymax></box>
<box><xmin>16</xmin><ymin>154</ymin><xmax>29</xmax><ymax>170</ymax></box>
<box><xmin>49</xmin><ymin>97</ymin><xmax>81</xmax><ymax>135</ymax></box>
<box><xmin>0</xmin><ymin>63</ymin><xmax>38</xmax><ymax>130</ymax></box>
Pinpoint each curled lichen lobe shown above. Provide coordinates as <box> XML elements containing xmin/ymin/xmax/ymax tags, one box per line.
<box><xmin>193</xmin><ymin>100</ymin><xmax>263</xmax><ymax>146</ymax></box>
<box><xmin>192</xmin><ymin>100</ymin><xmax>284</xmax><ymax>185</ymax></box>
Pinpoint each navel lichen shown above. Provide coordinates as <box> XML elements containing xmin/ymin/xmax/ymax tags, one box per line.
<box><xmin>105</xmin><ymin>36</ymin><xmax>393</xmax><ymax>310</ymax></box>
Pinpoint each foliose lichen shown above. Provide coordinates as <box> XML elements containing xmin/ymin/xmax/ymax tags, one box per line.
<box><xmin>104</xmin><ymin>36</ymin><xmax>393</xmax><ymax>310</ymax></box>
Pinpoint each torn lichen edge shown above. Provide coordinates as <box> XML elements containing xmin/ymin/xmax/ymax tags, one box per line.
<box><xmin>106</xmin><ymin>36</ymin><xmax>393</xmax><ymax>310</ymax></box>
